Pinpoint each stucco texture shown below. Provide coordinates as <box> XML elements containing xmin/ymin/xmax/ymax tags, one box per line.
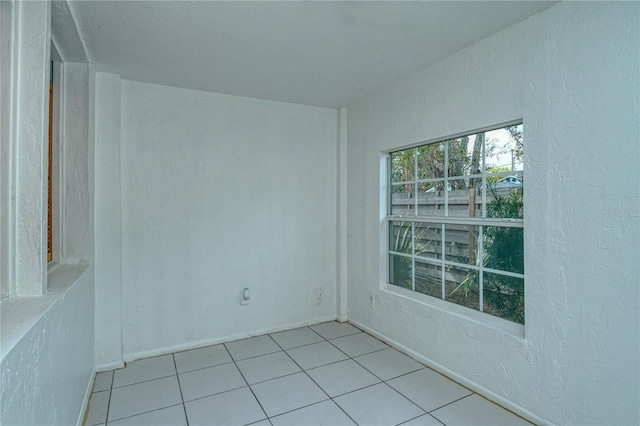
<box><xmin>346</xmin><ymin>2</ymin><xmax>640</xmax><ymax>425</ymax></box>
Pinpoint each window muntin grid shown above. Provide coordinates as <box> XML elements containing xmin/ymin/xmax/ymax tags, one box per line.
<box><xmin>387</xmin><ymin>123</ymin><xmax>524</xmax><ymax>325</ymax></box>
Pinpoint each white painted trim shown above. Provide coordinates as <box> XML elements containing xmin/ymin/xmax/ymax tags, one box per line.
<box><xmin>14</xmin><ymin>0</ymin><xmax>51</xmax><ymax>296</ymax></box>
<box><xmin>379</xmin><ymin>154</ymin><xmax>389</xmax><ymax>291</ymax></box>
<box><xmin>387</xmin><ymin>215</ymin><xmax>524</xmax><ymax>227</ymax></box>
<box><xmin>122</xmin><ymin>315</ymin><xmax>337</xmax><ymax>363</ymax></box>
<box><xmin>383</xmin><ymin>284</ymin><xmax>524</xmax><ymax>337</ymax></box>
<box><xmin>0</xmin><ymin>0</ymin><xmax>16</xmax><ymax>299</ymax></box>
<box><xmin>336</xmin><ymin>107</ymin><xmax>348</xmax><ymax>322</ymax></box>
<box><xmin>96</xmin><ymin>361</ymin><xmax>125</xmax><ymax>373</ymax></box>
<box><xmin>348</xmin><ymin>318</ymin><xmax>548</xmax><ymax>426</ymax></box>
<box><xmin>51</xmin><ymin>60</ymin><xmax>64</xmax><ymax>265</ymax></box>
<box><xmin>76</xmin><ymin>368</ymin><xmax>95</xmax><ymax>426</ymax></box>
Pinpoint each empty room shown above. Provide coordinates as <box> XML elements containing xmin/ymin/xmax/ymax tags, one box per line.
<box><xmin>1</xmin><ymin>1</ymin><xmax>638</xmax><ymax>425</ymax></box>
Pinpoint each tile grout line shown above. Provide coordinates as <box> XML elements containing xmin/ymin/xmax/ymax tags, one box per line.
<box><xmin>267</xmin><ymin>332</ymin><xmax>360</xmax><ymax>425</ymax></box>
<box><xmin>379</xmin><ymin>381</ymin><xmax>428</xmax><ymax>419</ymax></box>
<box><xmin>339</xmin><ymin>350</ymin><xmax>430</xmax><ymax>423</ymax></box>
<box><xmin>397</xmin><ymin>411</ymin><xmax>446</xmax><ymax>426</ymax></box>
<box><xmin>180</xmin><ymin>384</ymin><xmax>247</xmax><ymax>405</ymax></box>
<box><xmin>228</xmin><ymin>349</ymin><xmax>281</xmax><ymax>363</ymax></box>
<box><xmin>426</xmin><ymin>392</ymin><xmax>474</xmax><ymax>414</ymax></box>
<box><xmin>172</xmin><ymin>353</ymin><xmax>190</xmax><ymax>426</ymax></box>
<box><xmin>222</xmin><ymin>341</ymin><xmax>270</xmax><ymax>423</ymax></box>
<box><xmin>103</xmin><ymin>371</ymin><xmax>114</xmax><ymax>425</ymax></box>
<box><xmin>324</xmin><ymin>332</ymin><xmax>432</xmax><ymax>423</ymax></box>
<box><xmin>309</xmin><ymin>321</ymin><xmax>364</xmax><ymax>340</ymax></box>
<box><xmin>104</xmin><ymin>403</ymin><xmax>186</xmax><ymax>424</ymax></box>
<box><xmin>111</xmin><ymin>372</ymin><xmax>176</xmax><ymax>390</ymax></box>
<box><xmin>106</xmin><ymin>357</ymin><xmax>185</xmax><ymax>424</ymax></box>
<box><xmin>175</xmin><ymin>359</ymin><xmax>235</xmax><ymax>375</ymax></box>
<box><xmin>340</xmin><ymin>338</ymin><xmax>479</xmax><ymax>419</ymax></box>
<box><xmin>110</xmin><ymin>353</ymin><xmax>179</xmax><ymax>385</ymax></box>
<box><xmin>342</xmin><ymin>350</ymin><xmax>433</xmax><ymax>420</ymax></box>
<box><xmin>272</xmin><ymin>324</ymin><xmax>419</xmax><ymax>424</ymax></box>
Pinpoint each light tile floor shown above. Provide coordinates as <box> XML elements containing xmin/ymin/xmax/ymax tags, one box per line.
<box><xmin>85</xmin><ymin>322</ymin><xmax>531</xmax><ymax>426</ymax></box>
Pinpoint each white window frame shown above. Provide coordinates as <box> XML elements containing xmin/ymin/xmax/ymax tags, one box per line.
<box><xmin>48</xmin><ymin>56</ymin><xmax>64</xmax><ymax>268</ymax></box>
<box><xmin>383</xmin><ymin>121</ymin><xmax>525</xmax><ymax>334</ymax></box>
<box><xmin>0</xmin><ymin>0</ymin><xmax>90</xmax><ymax>299</ymax></box>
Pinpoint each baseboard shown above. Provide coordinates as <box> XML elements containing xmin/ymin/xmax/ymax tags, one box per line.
<box><xmin>96</xmin><ymin>360</ymin><xmax>125</xmax><ymax>372</ymax></box>
<box><xmin>123</xmin><ymin>315</ymin><xmax>338</xmax><ymax>362</ymax></box>
<box><xmin>348</xmin><ymin>318</ymin><xmax>549</xmax><ymax>426</ymax></box>
<box><xmin>76</xmin><ymin>368</ymin><xmax>96</xmax><ymax>426</ymax></box>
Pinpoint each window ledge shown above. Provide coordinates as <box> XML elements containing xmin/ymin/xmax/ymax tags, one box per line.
<box><xmin>0</xmin><ymin>264</ymin><xmax>89</xmax><ymax>360</ymax></box>
<box><xmin>383</xmin><ymin>284</ymin><xmax>525</xmax><ymax>338</ymax></box>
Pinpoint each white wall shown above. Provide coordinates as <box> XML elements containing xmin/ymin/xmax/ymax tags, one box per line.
<box><xmin>0</xmin><ymin>1</ymin><xmax>96</xmax><ymax>424</ymax></box>
<box><xmin>346</xmin><ymin>2</ymin><xmax>639</xmax><ymax>425</ymax></box>
<box><xmin>94</xmin><ymin>72</ymin><xmax>123</xmax><ymax>369</ymax></box>
<box><xmin>118</xmin><ymin>81</ymin><xmax>338</xmax><ymax>358</ymax></box>
<box><xmin>0</xmin><ymin>267</ymin><xmax>95</xmax><ymax>426</ymax></box>
<box><xmin>60</xmin><ymin>63</ymin><xmax>93</xmax><ymax>264</ymax></box>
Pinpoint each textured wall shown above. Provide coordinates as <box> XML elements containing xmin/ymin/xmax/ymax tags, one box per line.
<box><xmin>0</xmin><ymin>268</ymin><xmax>95</xmax><ymax>426</ymax></box>
<box><xmin>118</xmin><ymin>81</ymin><xmax>338</xmax><ymax>358</ymax></box>
<box><xmin>13</xmin><ymin>0</ymin><xmax>50</xmax><ymax>296</ymax></box>
<box><xmin>346</xmin><ymin>2</ymin><xmax>639</xmax><ymax>425</ymax></box>
<box><xmin>61</xmin><ymin>63</ymin><xmax>92</xmax><ymax>264</ymax></box>
<box><xmin>94</xmin><ymin>72</ymin><xmax>123</xmax><ymax>369</ymax></box>
<box><xmin>0</xmin><ymin>2</ymin><xmax>96</xmax><ymax>423</ymax></box>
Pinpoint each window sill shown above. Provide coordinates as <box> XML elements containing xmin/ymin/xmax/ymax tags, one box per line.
<box><xmin>0</xmin><ymin>264</ymin><xmax>89</xmax><ymax>360</ymax></box>
<box><xmin>383</xmin><ymin>283</ymin><xmax>525</xmax><ymax>339</ymax></box>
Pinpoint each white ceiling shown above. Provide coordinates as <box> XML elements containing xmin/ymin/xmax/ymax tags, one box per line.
<box><xmin>68</xmin><ymin>1</ymin><xmax>556</xmax><ymax>108</ymax></box>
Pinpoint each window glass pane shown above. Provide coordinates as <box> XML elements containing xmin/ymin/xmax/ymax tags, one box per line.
<box><xmin>386</xmin><ymin>122</ymin><xmax>524</xmax><ymax>325</ymax></box>
<box><xmin>417</xmin><ymin>142</ymin><xmax>445</xmax><ymax>179</ymax></box>
<box><xmin>415</xmin><ymin>223</ymin><xmax>442</xmax><ymax>260</ymax></box>
<box><xmin>470</xmin><ymin>187</ymin><xmax>483</xmax><ymax>218</ymax></box>
<box><xmin>445</xmin><ymin>265</ymin><xmax>479</xmax><ymax>311</ymax></box>
<box><xmin>415</xmin><ymin>259</ymin><xmax>441</xmax><ymax>298</ymax></box>
<box><xmin>486</xmin><ymin>186</ymin><xmax>523</xmax><ymax>219</ymax></box>
<box><xmin>389</xmin><ymin>221</ymin><xmax>412</xmax><ymax>254</ymax></box>
<box><xmin>485</xmin><ymin>125</ymin><xmax>523</xmax><ymax>174</ymax></box>
<box><xmin>447</xmin><ymin>134</ymin><xmax>484</xmax><ymax>177</ymax></box>
<box><xmin>483</xmin><ymin>226</ymin><xmax>524</xmax><ymax>274</ymax></box>
<box><xmin>389</xmin><ymin>254</ymin><xmax>412</xmax><ymax>289</ymax></box>
<box><xmin>444</xmin><ymin>224</ymin><xmax>480</xmax><ymax>266</ymax></box>
<box><xmin>448</xmin><ymin>133</ymin><xmax>485</xmax><ymax>177</ymax></box>
<box><xmin>447</xmin><ymin>178</ymin><xmax>472</xmax><ymax>218</ymax></box>
<box><xmin>390</xmin><ymin>184</ymin><xmax>414</xmax><ymax>216</ymax></box>
<box><xmin>447</xmin><ymin>138</ymin><xmax>467</xmax><ymax>177</ymax></box>
<box><xmin>391</xmin><ymin>149</ymin><xmax>415</xmax><ymax>183</ymax></box>
<box><xmin>483</xmin><ymin>272</ymin><xmax>524</xmax><ymax>324</ymax></box>
<box><xmin>417</xmin><ymin>182</ymin><xmax>445</xmax><ymax>217</ymax></box>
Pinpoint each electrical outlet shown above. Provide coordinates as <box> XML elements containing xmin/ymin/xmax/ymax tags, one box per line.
<box><xmin>317</xmin><ymin>287</ymin><xmax>324</xmax><ymax>303</ymax></box>
<box><xmin>369</xmin><ymin>294</ymin><xmax>375</xmax><ymax>308</ymax></box>
<box><xmin>241</xmin><ymin>288</ymin><xmax>251</xmax><ymax>305</ymax></box>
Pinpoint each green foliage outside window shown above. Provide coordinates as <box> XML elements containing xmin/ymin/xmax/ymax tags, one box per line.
<box><xmin>483</xmin><ymin>187</ymin><xmax>524</xmax><ymax>323</ymax></box>
<box><xmin>450</xmin><ymin>187</ymin><xmax>524</xmax><ymax>323</ymax></box>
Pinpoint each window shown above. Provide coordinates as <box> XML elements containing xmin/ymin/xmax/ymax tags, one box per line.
<box><xmin>387</xmin><ymin>123</ymin><xmax>524</xmax><ymax>325</ymax></box>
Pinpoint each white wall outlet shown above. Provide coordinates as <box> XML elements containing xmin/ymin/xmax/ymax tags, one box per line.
<box><xmin>241</xmin><ymin>287</ymin><xmax>251</xmax><ymax>305</ymax></box>
<box><xmin>369</xmin><ymin>294</ymin><xmax>375</xmax><ymax>308</ymax></box>
<box><xmin>317</xmin><ymin>287</ymin><xmax>324</xmax><ymax>304</ymax></box>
